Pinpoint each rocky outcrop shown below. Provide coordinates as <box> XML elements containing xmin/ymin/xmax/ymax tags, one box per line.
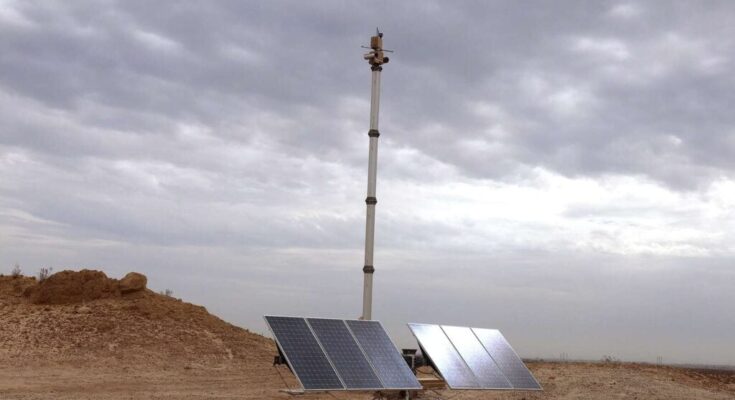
<box><xmin>25</xmin><ymin>270</ymin><xmax>121</xmax><ymax>304</ymax></box>
<box><xmin>20</xmin><ymin>270</ymin><xmax>148</xmax><ymax>304</ymax></box>
<box><xmin>119</xmin><ymin>272</ymin><xmax>147</xmax><ymax>294</ymax></box>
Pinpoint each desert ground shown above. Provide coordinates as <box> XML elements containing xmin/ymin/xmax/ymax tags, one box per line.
<box><xmin>1</xmin><ymin>271</ymin><xmax>733</xmax><ymax>400</ymax></box>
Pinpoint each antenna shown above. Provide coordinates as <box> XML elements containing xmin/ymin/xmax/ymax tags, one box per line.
<box><xmin>361</xmin><ymin>30</ymin><xmax>390</xmax><ymax>321</ymax></box>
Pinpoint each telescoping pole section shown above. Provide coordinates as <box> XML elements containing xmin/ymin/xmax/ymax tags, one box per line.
<box><xmin>361</xmin><ymin>32</ymin><xmax>389</xmax><ymax>321</ymax></box>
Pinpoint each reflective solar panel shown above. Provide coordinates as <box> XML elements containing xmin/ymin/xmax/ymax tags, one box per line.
<box><xmin>408</xmin><ymin>323</ymin><xmax>480</xmax><ymax>389</ymax></box>
<box><xmin>472</xmin><ymin>328</ymin><xmax>541</xmax><ymax>390</ymax></box>
<box><xmin>408</xmin><ymin>323</ymin><xmax>541</xmax><ymax>391</ymax></box>
<box><xmin>306</xmin><ymin>318</ymin><xmax>383</xmax><ymax>389</ymax></box>
<box><xmin>442</xmin><ymin>325</ymin><xmax>512</xmax><ymax>389</ymax></box>
<box><xmin>264</xmin><ymin>316</ymin><xmax>344</xmax><ymax>390</ymax></box>
<box><xmin>346</xmin><ymin>320</ymin><xmax>422</xmax><ymax>389</ymax></box>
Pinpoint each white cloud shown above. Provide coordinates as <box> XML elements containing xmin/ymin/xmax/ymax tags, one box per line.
<box><xmin>219</xmin><ymin>43</ymin><xmax>262</xmax><ymax>65</ymax></box>
<box><xmin>132</xmin><ymin>29</ymin><xmax>182</xmax><ymax>52</ymax></box>
<box><xmin>607</xmin><ymin>3</ymin><xmax>643</xmax><ymax>19</ymax></box>
<box><xmin>0</xmin><ymin>1</ymin><xmax>35</xmax><ymax>29</ymax></box>
<box><xmin>381</xmin><ymin>168</ymin><xmax>735</xmax><ymax>257</ymax></box>
<box><xmin>572</xmin><ymin>37</ymin><xmax>631</xmax><ymax>61</ymax></box>
<box><xmin>517</xmin><ymin>73</ymin><xmax>598</xmax><ymax>118</ymax></box>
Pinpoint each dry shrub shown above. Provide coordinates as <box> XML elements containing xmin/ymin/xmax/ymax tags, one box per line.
<box><xmin>38</xmin><ymin>267</ymin><xmax>53</xmax><ymax>282</ymax></box>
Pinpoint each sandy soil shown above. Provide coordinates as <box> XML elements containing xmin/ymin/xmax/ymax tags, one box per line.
<box><xmin>1</xmin><ymin>361</ymin><xmax>733</xmax><ymax>400</ymax></box>
<box><xmin>1</xmin><ymin>271</ymin><xmax>733</xmax><ymax>399</ymax></box>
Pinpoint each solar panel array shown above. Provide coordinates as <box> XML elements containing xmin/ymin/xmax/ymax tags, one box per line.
<box><xmin>265</xmin><ymin>316</ymin><xmax>422</xmax><ymax>391</ymax></box>
<box><xmin>408</xmin><ymin>323</ymin><xmax>541</xmax><ymax>390</ymax></box>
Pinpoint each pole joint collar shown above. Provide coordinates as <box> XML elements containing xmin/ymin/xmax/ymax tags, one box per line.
<box><xmin>363</xmin><ymin>265</ymin><xmax>375</xmax><ymax>273</ymax></box>
<box><xmin>368</xmin><ymin>129</ymin><xmax>380</xmax><ymax>137</ymax></box>
<box><xmin>365</xmin><ymin>196</ymin><xmax>377</xmax><ymax>205</ymax></box>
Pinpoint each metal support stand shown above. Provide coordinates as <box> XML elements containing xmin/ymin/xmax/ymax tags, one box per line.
<box><xmin>361</xmin><ymin>30</ymin><xmax>390</xmax><ymax>321</ymax></box>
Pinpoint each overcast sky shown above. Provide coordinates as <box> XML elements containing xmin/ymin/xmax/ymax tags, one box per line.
<box><xmin>1</xmin><ymin>1</ymin><xmax>734</xmax><ymax>365</ymax></box>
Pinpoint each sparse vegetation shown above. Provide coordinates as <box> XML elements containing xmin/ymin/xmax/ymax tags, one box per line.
<box><xmin>38</xmin><ymin>267</ymin><xmax>53</xmax><ymax>282</ymax></box>
<box><xmin>602</xmin><ymin>355</ymin><xmax>620</xmax><ymax>363</ymax></box>
<box><xmin>11</xmin><ymin>263</ymin><xmax>22</xmax><ymax>278</ymax></box>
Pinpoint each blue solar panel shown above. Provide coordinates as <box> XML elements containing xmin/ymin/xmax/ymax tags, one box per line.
<box><xmin>264</xmin><ymin>316</ymin><xmax>344</xmax><ymax>390</ymax></box>
<box><xmin>307</xmin><ymin>318</ymin><xmax>383</xmax><ymax>389</ymax></box>
<box><xmin>442</xmin><ymin>325</ymin><xmax>511</xmax><ymax>389</ymax></box>
<box><xmin>346</xmin><ymin>320</ymin><xmax>422</xmax><ymax>389</ymax></box>
<box><xmin>472</xmin><ymin>328</ymin><xmax>541</xmax><ymax>390</ymax></box>
<box><xmin>408</xmin><ymin>323</ymin><xmax>480</xmax><ymax>388</ymax></box>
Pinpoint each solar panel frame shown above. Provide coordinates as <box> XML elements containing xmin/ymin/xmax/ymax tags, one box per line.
<box><xmin>407</xmin><ymin>323</ymin><xmax>481</xmax><ymax>389</ymax></box>
<box><xmin>346</xmin><ymin>320</ymin><xmax>423</xmax><ymax>390</ymax></box>
<box><xmin>306</xmin><ymin>318</ymin><xmax>384</xmax><ymax>390</ymax></box>
<box><xmin>441</xmin><ymin>325</ymin><xmax>513</xmax><ymax>389</ymax></box>
<box><xmin>472</xmin><ymin>328</ymin><xmax>542</xmax><ymax>390</ymax></box>
<box><xmin>264</xmin><ymin>316</ymin><xmax>345</xmax><ymax>391</ymax></box>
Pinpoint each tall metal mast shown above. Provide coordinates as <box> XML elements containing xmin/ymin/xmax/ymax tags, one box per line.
<box><xmin>361</xmin><ymin>30</ymin><xmax>389</xmax><ymax>320</ymax></box>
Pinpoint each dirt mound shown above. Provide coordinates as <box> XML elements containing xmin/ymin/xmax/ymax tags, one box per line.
<box><xmin>23</xmin><ymin>269</ymin><xmax>134</xmax><ymax>304</ymax></box>
<box><xmin>0</xmin><ymin>269</ymin><xmax>274</xmax><ymax>368</ymax></box>
<box><xmin>0</xmin><ymin>275</ymin><xmax>36</xmax><ymax>304</ymax></box>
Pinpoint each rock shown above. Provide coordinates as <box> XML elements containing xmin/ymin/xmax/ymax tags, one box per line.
<box><xmin>119</xmin><ymin>272</ymin><xmax>147</xmax><ymax>294</ymax></box>
<box><xmin>77</xmin><ymin>305</ymin><xmax>92</xmax><ymax>314</ymax></box>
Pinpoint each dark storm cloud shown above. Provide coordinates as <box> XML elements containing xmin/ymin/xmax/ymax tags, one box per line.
<box><xmin>1</xmin><ymin>1</ymin><xmax>734</xmax><ymax>364</ymax></box>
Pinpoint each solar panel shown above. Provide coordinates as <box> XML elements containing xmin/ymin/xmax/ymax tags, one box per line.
<box><xmin>346</xmin><ymin>320</ymin><xmax>422</xmax><ymax>390</ymax></box>
<box><xmin>264</xmin><ymin>316</ymin><xmax>344</xmax><ymax>390</ymax></box>
<box><xmin>408</xmin><ymin>323</ymin><xmax>541</xmax><ymax>391</ymax></box>
<box><xmin>265</xmin><ymin>316</ymin><xmax>420</xmax><ymax>392</ymax></box>
<box><xmin>306</xmin><ymin>318</ymin><xmax>383</xmax><ymax>390</ymax></box>
<box><xmin>472</xmin><ymin>328</ymin><xmax>541</xmax><ymax>390</ymax></box>
<box><xmin>442</xmin><ymin>325</ymin><xmax>512</xmax><ymax>389</ymax></box>
<box><xmin>407</xmin><ymin>323</ymin><xmax>480</xmax><ymax>389</ymax></box>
